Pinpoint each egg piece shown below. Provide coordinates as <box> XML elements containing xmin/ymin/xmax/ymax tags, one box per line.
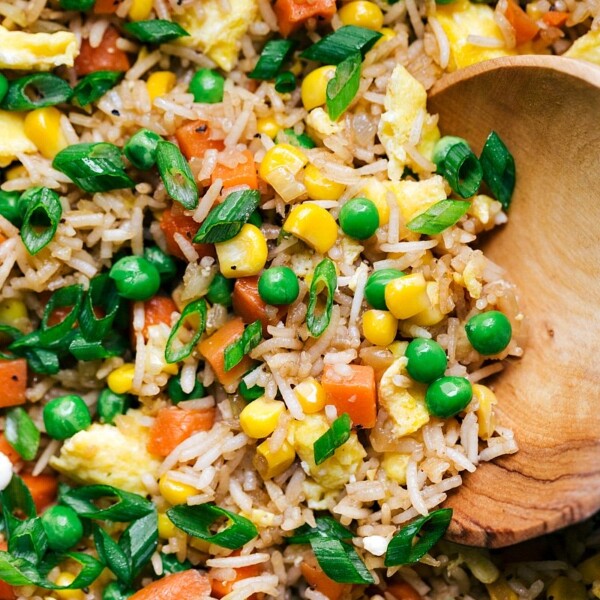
<box><xmin>435</xmin><ymin>0</ymin><xmax>515</xmax><ymax>72</ymax></box>
<box><xmin>50</xmin><ymin>410</ymin><xmax>160</xmax><ymax>496</ymax></box>
<box><xmin>173</xmin><ymin>0</ymin><xmax>258</xmax><ymax>71</ymax></box>
<box><xmin>289</xmin><ymin>413</ymin><xmax>366</xmax><ymax>491</ymax></box>
<box><xmin>381</xmin><ymin>452</ymin><xmax>411</xmax><ymax>484</ymax></box>
<box><xmin>306</xmin><ymin>107</ymin><xmax>345</xmax><ymax>139</ymax></box>
<box><xmin>0</xmin><ymin>111</ymin><xmax>37</xmax><ymax>167</ymax></box>
<box><xmin>379</xmin><ymin>358</ymin><xmax>430</xmax><ymax>438</ymax></box>
<box><xmin>565</xmin><ymin>29</ymin><xmax>600</xmax><ymax>66</ymax></box>
<box><xmin>0</xmin><ymin>26</ymin><xmax>77</xmax><ymax>71</ymax></box>
<box><xmin>388</xmin><ymin>174</ymin><xmax>448</xmax><ymax>222</ymax></box>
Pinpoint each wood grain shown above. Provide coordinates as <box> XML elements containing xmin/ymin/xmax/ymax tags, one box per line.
<box><xmin>428</xmin><ymin>56</ymin><xmax>600</xmax><ymax>547</ymax></box>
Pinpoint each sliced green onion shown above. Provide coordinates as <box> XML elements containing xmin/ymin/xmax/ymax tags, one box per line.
<box><xmin>0</xmin><ymin>190</ymin><xmax>23</xmax><ymax>226</ymax></box>
<box><xmin>156</xmin><ymin>140</ymin><xmax>198</xmax><ymax>210</ymax></box>
<box><xmin>238</xmin><ymin>373</ymin><xmax>264</xmax><ymax>401</ymax></box>
<box><xmin>193</xmin><ymin>189</ymin><xmax>260</xmax><ymax>244</ymax></box>
<box><xmin>326</xmin><ymin>52</ymin><xmax>361</xmax><ymax>121</ymax></box>
<box><xmin>165</xmin><ymin>298</ymin><xmax>207</xmax><ymax>364</ymax></box>
<box><xmin>301</xmin><ymin>25</ymin><xmax>382</xmax><ymax>65</ymax></box>
<box><xmin>144</xmin><ymin>245</ymin><xmax>177</xmax><ymax>282</ymax></box>
<box><xmin>278</xmin><ymin>128</ymin><xmax>316</xmax><ymax>149</ymax></box>
<box><xmin>79</xmin><ymin>275</ymin><xmax>120</xmax><ymax>342</ymax></box>
<box><xmin>4</xmin><ymin>408</ymin><xmax>40</xmax><ymax>462</ymax></box>
<box><xmin>21</xmin><ymin>348</ymin><xmax>60</xmax><ymax>375</ymax></box>
<box><xmin>306</xmin><ymin>258</ymin><xmax>337</xmax><ymax>338</ymax></box>
<box><xmin>249</xmin><ymin>39</ymin><xmax>296</xmax><ymax>80</ymax></box>
<box><xmin>69</xmin><ymin>331</ymin><xmax>127</xmax><ymax>361</ymax></box>
<box><xmin>311</xmin><ymin>538</ymin><xmax>374</xmax><ymax>584</ymax></box>
<box><xmin>287</xmin><ymin>515</ymin><xmax>353</xmax><ymax>545</ymax></box>
<box><xmin>0</xmin><ymin>74</ymin><xmax>73</xmax><ymax>111</ymax></box>
<box><xmin>124</xmin><ymin>129</ymin><xmax>163</xmax><ymax>171</ymax></box>
<box><xmin>161</xmin><ymin>552</ymin><xmax>193</xmax><ymax>575</ymax></box>
<box><xmin>224</xmin><ymin>320</ymin><xmax>261</xmax><ymax>371</ymax></box>
<box><xmin>72</xmin><ymin>71</ymin><xmax>123</xmax><ymax>107</ymax></box>
<box><xmin>94</xmin><ymin>525</ymin><xmax>131</xmax><ymax>584</ymax></box>
<box><xmin>8</xmin><ymin>518</ymin><xmax>47</xmax><ymax>566</ymax></box>
<box><xmin>117</xmin><ymin>511</ymin><xmax>157</xmax><ymax>580</ymax></box>
<box><xmin>406</xmin><ymin>199</ymin><xmax>471</xmax><ymax>235</ymax></box>
<box><xmin>384</xmin><ymin>508</ymin><xmax>453</xmax><ymax>566</ymax></box>
<box><xmin>18</xmin><ymin>187</ymin><xmax>62</xmax><ymax>255</ymax></box>
<box><xmin>123</xmin><ymin>20</ymin><xmax>189</xmax><ymax>44</ymax></box>
<box><xmin>479</xmin><ymin>131</ymin><xmax>515</xmax><ymax>210</ymax></box>
<box><xmin>166</xmin><ymin>504</ymin><xmax>258</xmax><ymax>550</ymax></box>
<box><xmin>52</xmin><ymin>143</ymin><xmax>135</xmax><ymax>193</ymax></box>
<box><xmin>313</xmin><ymin>413</ymin><xmax>351</xmax><ymax>465</ymax></box>
<box><xmin>274</xmin><ymin>71</ymin><xmax>297</xmax><ymax>93</ymax></box>
<box><xmin>1</xmin><ymin>475</ymin><xmax>36</xmax><ymax>541</ymax></box>
<box><xmin>60</xmin><ymin>0</ymin><xmax>95</xmax><ymax>8</ymax></box>
<box><xmin>39</xmin><ymin>284</ymin><xmax>84</xmax><ymax>345</ymax></box>
<box><xmin>60</xmin><ymin>485</ymin><xmax>154</xmax><ymax>522</ymax></box>
<box><xmin>433</xmin><ymin>136</ymin><xmax>483</xmax><ymax>199</ymax></box>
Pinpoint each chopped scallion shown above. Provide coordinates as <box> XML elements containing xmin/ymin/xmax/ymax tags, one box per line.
<box><xmin>406</xmin><ymin>199</ymin><xmax>471</xmax><ymax>235</ymax></box>
<box><xmin>8</xmin><ymin>517</ymin><xmax>47</xmax><ymax>565</ymax></box>
<box><xmin>313</xmin><ymin>413</ymin><xmax>352</xmax><ymax>465</ymax></box>
<box><xmin>311</xmin><ymin>537</ymin><xmax>375</xmax><ymax>584</ymax></box>
<box><xmin>433</xmin><ymin>136</ymin><xmax>483</xmax><ymax>199</ymax></box>
<box><xmin>326</xmin><ymin>52</ymin><xmax>361</xmax><ymax>121</ymax></box>
<box><xmin>287</xmin><ymin>515</ymin><xmax>353</xmax><ymax>545</ymax></box>
<box><xmin>59</xmin><ymin>0</ymin><xmax>94</xmax><ymax>7</ymax></box>
<box><xmin>18</xmin><ymin>187</ymin><xmax>62</xmax><ymax>256</ymax></box>
<box><xmin>72</xmin><ymin>71</ymin><xmax>123</xmax><ymax>107</ymax></box>
<box><xmin>155</xmin><ymin>141</ymin><xmax>198</xmax><ymax>210</ymax></box>
<box><xmin>300</xmin><ymin>25</ymin><xmax>382</xmax><ymax>64</ymax></box>
<box><xmin>479</xmin><ymin>131</ymin><xmax>515</xmax><ymax>210</ymax></box>
<box><xmin>249</xmin><ymin>39</ymin><xmax>296</xmax><ymax>80</ymax></box>
<box><xmin>274</xmin><ymin>71</ymin><xmax>297</xmax><ymax>93</ymax></box>
<box><xmin>4</xmin><ymin>408</ymin><xmax>40</xmax><ymax>462</ymax></box>
<box><xmin>0</xmin><ymin>74</ymin><xmax>73</xmax><ymax>111</ymax></box>
<box><xmin>164</xmin><ymin>298</ymin><xmax>207</xmax><ymax>364</ymax></box>
<box><xmin>306</xmin><ymin>258</ymin><xmax>337</xmax><ymax>338</ymax></box>
<box><xmin>79</xmin><ymin>274</ymin><xmax>120</xmax><ymax>342</ymax></box>
<box><xmin>39</xmin><ymin>284</ymin><xmax>84</xmax><ymax>346</ymax></box>
<box><xmin>123</xmin><ymin>20</ymin><xmax>189</xmax><ymax>44</ymax></box>
<box><xmin>224</xmin><ymin>320</ymin><xmax>261</xmax><ymax>371</ymax></box>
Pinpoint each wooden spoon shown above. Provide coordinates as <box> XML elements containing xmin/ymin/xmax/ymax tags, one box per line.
<box><xmin>427</xmin><ymin>55</ymin><xmax>600</xmax><ymax>548</ymax></box>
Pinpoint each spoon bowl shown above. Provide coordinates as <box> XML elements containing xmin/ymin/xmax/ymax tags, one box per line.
<box><xmin>428</xmin><ymin>55</ymin><xmax>600</xmax><ymax>547</ymax></box>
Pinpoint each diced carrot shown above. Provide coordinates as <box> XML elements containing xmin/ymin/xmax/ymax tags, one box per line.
<box><xmin>274</xmin><ymin>0</ymin><xmax>337</xmax><ymax>37</ymax></box>
<box><xmin>141</xmin><ymin>296</ymin><xmax>178</xmax><ymax>340</ymax></box>
<box><xmin>0</xmin><ymin>359</ymin><xmax>27</xmax><ymax>409</ymax></box>
<box><xmin>175</xmin><ymin>120</ymin><xmax>225</xmax><ymax>161</ymax></box>
<box><xmin>74</xmin><ymin>26</ymin><xmax>130</xmax><ymax>76</ymax></box>
<box><xmin>0</xmin><ymin>233</ymin><xmax>6</xmax><ymax>244</ymax></box>
<box><xmin>210</xmin><ymin>553</ymin><xmax>262</xmax><ymax>599</ymax></box>
<box><xmin>542</xmin><ymin>10</ymin><xmax>569</xmax><ymax>26</ymax></box>
<box><xmin>300</xmin><ymin>562</ymin><xmax>349</xmax><ymax>600</ymax></box>
<box><xmin>160</xmin><ymin>204</ymin><xmax>216</xmax><ymax>262</ymax></box>
<box><xmin>198</xmin><ymin>318</ymin><xmax>254</xmax><ymax>388</ymax></box>
<box><xmin>0</xmin><ymin>434</ymin><xmax>20</xmax><ymax>464</ymax></box>
<box><xmin>148</xmin><ymin>407</ymin><xmax>216</xmax><ymax>457</ymax></box>
<box><xmin>20</xmin><ymin>473</ymin><xmax>58</xmax><ymax>513</ymax></box>
<box><xmin>0</xmin><ymin>542</ymin><xmax>16</xmax><ymax>600</ymax></box>
<box><xmin>94</xmin><ymin>0</ymin><xmax>122</xmax><ymax>13</ymax></box>
<box><xmin>129</xmin><ymin>570</ymin><xmax>211</xmax><ymax>600</ymax></box>
<box><xmin>385</xmin><ymin>581</ymin><xmax>424</xmax><ymax>600</ymax></box>
<box><xmin>505</xmin><ymin>0</ymin><xmax>540</xmax><ymax>45</ymax></box>
<box><xmin>321</xmin><ymin>364</ymin><xmax>377</xmax><ymax>429</ymax></box>
<box><xmin>211</xmin><ymin>150</ymin><xmax>258</xmax><ymax>190</ymax></box>
<box><xmin>232</xmin><ymin>277</ymin><xmax>286</xmax><ymax>335</ymax></box>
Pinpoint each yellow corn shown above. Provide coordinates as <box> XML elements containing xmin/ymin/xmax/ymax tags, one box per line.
<box><xmin>384</xmin><ymin>273</ymin><xmax>430</xmax><ymax>320</ymax></box>
<box><xmin>361</xmin><ymin>178</ymin><xmax>390</xmax><ymax>225</ymax></box>
<box><xmin>54</xmin><ymin>573</ymin><xmax>84</xmax><ymax>600</ymax></box>
<box><xmin>23</xmin><ymin>107</ymin><xmax>68</xmax><ymax>160</ymax></box>
<box><xmin>304</xmin><ymin>164</ymin><xmax>346</xmax><ymax>201</ymax></box>
<box><xmin>407</xmin><ymin>281</ymin><xmax>445</xmax><ymax>326</ymax></box>
<box><xmin>473</xmin><ymin>383</ymin><xmax>497</xmax><ymax>440</ymax></box>
<box><xmin>486</xmin><ymin>578</ymin><xmax>518</xmax><ymax>600</ymax></box>
<box><xmin>376</xmin><ymin>27</ymin><xmax>397</xmax><ymax>45</ymax></box>
<box><xmin>259</xmin><ymin>144</ymin><xmax>308</xmax><ymax>179</ymax></box>
<box><xmin>338</xmin><ymin>1</ymin><xmax>384</xmax><ymax>30</ymax></box>
<box><xmin>158</xmin><ymin>512</ymin><xmax>179</xmax><ymax>539</ymax></box>
<box><xmin>215</xmin><ymin>223</ymin><xmax>268</xmax><ymax>278</ymax></box>
<box><xmin>301</xmin><ymin>65</ymin><xmax>335</xmax><ymax>111</ymax></box>
<box><xmin>239</xmin><ymin>397</ymin><xmax>285</xmax><ymax>439</ymax></box>
<box><xmin>257</xmin><ymin>116</ymin><xmax>280</xmax><ymax>139</ymax></box>
<box><xmin>579</xmin><ymin>553</ymin><xmax>600</xmax><ymax>584</ymax></box>
<box><xmin>294</xmin><ymin>378</ymin><xmax>326</xmax><ymax>414</ymax></box>
<box><xmin>283</xmin><ymin>203</ymin><xmax>338</xmax><ymax>254</ymax></box>
<box><xmin>5</xmin><ymin>165</ymin><xmax>26</xmax><ymax>181</ymax></box>
<box><xmin>289</xmin><ymin>60</ymin><xmax>303</xmax><ymax>76</ymax></box>
<box><xmin>107</xmin><ymin>363</ymin><xmax>135</xmax><ymax>394</ymax></box>
<box><xmin>546</xmin><ymin>576</ymin><xmax>587</xmax><ymax>600</ymax></box>
<box><xmin>362</xmin><ymin>309</ymin><xmax>398</xmax><ymax>346</ymax></box>
<box><xmin>0</xmin><ymin>299</ymin><xmax>28</xmax><ymax>330</ymax></box>
<box><xmin>146</xmin><ymin>71</ymin><xmax>176</xmax><ymax>102</ymax></box>
<box><xmin>388</xmin><ymin>340</ymin><xmax>407</xmax><ymax>358</ymax></box>
<box><xmin>254</xmin><ymin>438</ymin><xmax>296</xmax><ymax>479</ymax></box>
<box><xmin>159</xmin><ymin>474</ymin><xmax>197</xmax><ymax>505</ymax></box>
<box><xmin>129</xmin><ymin>0</ymin><xmax>153</xmax><ymax>20</ymax></box>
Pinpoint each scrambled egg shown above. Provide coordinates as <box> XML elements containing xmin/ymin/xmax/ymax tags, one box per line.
<box><xmin>0</xmin><ymin>26</ymin><xmax>77</xmax><ymax>71</ymax></box>
<box><xmin>0</xmin><ymin>111</ymin><xmax>36</xmax><ymax>168</ymax></box>
<box><xmin>381</xmin><ymin>452</ymin><xmax>411</xmax><ymax>484</ymax></box>
<box><xmin>378</xmin><ymin>65</ymin><xmax>440</xmax><ymax>180</ymax></box>
<box><xmin>379</xmin><ymin>358</ymin><xmax>430</xmax><ymax>438</ymax></box>
<box><xmin>436</xmin><ymin>0</ymin><xmax>515</xmax><ymax>72</ymax></box>
<box><xmin>50</xmin><ymin>410</ymin><xmax>160</xmax><ymax>496</ymax></box>
<box><xmin>306</xmin><ymin>107</ymin><xmax>345</xmax><ymax>139</ymax></box>
<box><xmin>565</xmin><ymin>29</ymin><xmax>600</xmax><ymax>66</ymax></box>
<box><xmin>174</xmin><ymin>0</ymin><xmax>258</xmax><ymax>71</ymax></box>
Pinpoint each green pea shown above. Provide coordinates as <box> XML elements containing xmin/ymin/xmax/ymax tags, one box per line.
<box><xmin>0</xmin><ymin>190</ymin><xmax>22</xmax><ymax>226</ymax></box>
<box><xmin>258</xmin><ymin>266</ymin><xmax>299</xmax><ymax>305</ymax></box>
<box><xmin>103</xmin><ymin>582</ymin><xmax>133</xmax><ymax>600</ymax></box>
<box><xmin>167</xmin><ymin>374</ymin><xmax>205</xmax><ymax>404</ymax></box>
<box><xmin>339</xmin><ymin>197</ymin><xmax>380</xmax><ymax>240</ymax></box>
<box><xmin>97</xmin><ymin>388</ymin><xmax>131</xmax><ymax>424</ymax></box>
<box><xmin>109</xmin><ymin>256</ymin><xmax>161</xmax><ymax>301</ymax></box>
<box><xmin>43</xmin><ymin>394</ymin><xmax>91</xmax><ymax>440</ymax></box>
<box><xmin>279</xmin><ymin>128</ymin><xmax>315</xmax><ymax>149</ymax></box>
<box><xmin>465</xmin><ymin>310</ymin><xmax>512</xmax><ymax>355</ymax></box>
<box><xmin>239</xmin><ymin>377</ymin><xmax>264</xmax><ymax>401</ymax></box>
<box><xmin>123</xmin><ymin>128</ymin><xmax>162</xmax><ymax>170</ymax></box>
<box><xmin>41</xmin><ymin>505</ymin><xmax>83</xmax><ymax>552</ymax></box>
<box><xmin>189</xmin><ymin>69</ymin><xmax>225</xmax><ymax>104</ymax></box>
<box><xmin>206</xmin><ymin>272</ymin><xmax>234</xmax><ymax>306</ymax></box>
<box><xmin>144</xmin><ymin>245</ymin><xmax>177</xmax><ymax>283</ymax></box>
<box><xmin>0</xmin><ymin>74</ymin><xmax>8</xmax><ymax>105</ymax></box>
<box><xmin>405</xmin><ymin>338</ymin><xmax>447</xmax><ymax>383</ymax></box>
<box><xmin>425</xmin><ymin>376</ymin><xmax>473</xmax><ymax>418</ymax></box>
<box><xmin>248</xmin><ymin>210</ymin><xmax>262</xmax><ymax>228</ymax></box>
<box><xmin>364</xmin><ymin>269</ymin><xmax>405</xmax><ymax>310</ymax></box>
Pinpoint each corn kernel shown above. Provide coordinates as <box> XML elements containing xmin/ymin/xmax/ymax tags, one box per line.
<box><xmin>361</xmin><ymin>178</ymin><xmax>390</xmax><ymax>226</ymax></box>
<box><xmin>282</xmin><ymin>203</ymin><xmax>338</xmax><ymax>254</ymax></box>
<box><xmin>254</xmin><ymin>438</ymin><xmax>296</xmax><ymax>479</ymax></box>
<box><xmin>239</xmin><ymin>397</ymin><xmax>285</xmax><ymax>439</ymax></box>
<box><xmin>146</xmin><ymin>71</ymin><xmax>176</xmax><ymax>102</ymax></box>
<box><xmin>158</xmin><ymin>512</ymin><xmax>179</xmax><ymax>539</ymax></box>
<box><xmin>377</xmin><ymin>27</ymin><xmax>397</xmax><ymax>45</ymax></box>
<box><xmin>162</xmin><ymin>362</ymin><xmax>179</xmax><ymax>376</ymax></box>
<box><xmin>257</xmin><ymin>116</ymin><xmax>280</xmax><ymax>139</ymax></box>
<box><xmin>23</xmin><ymin>107</ymin><xmax>68</xmax><ymax>160</ymax></box>
<box><xmin>190</xmin><ymin>537</ymin><xmax>211</xmax><ymax>552</ymax></box>
<box><xmin>384</xmin><ymin>273</ymin><xmax>430</xmax><ymax>320</ymax></box>
<box><xmin>54</xmin><ymin>573</ymin><xmax>84</xmax><ymax>600</ymax></box>
<box><xmin>546</xmin><ymin>576</ymin><xmax>587</xmax><ymax>600</ymax></box>
<box><xmin>301</xmin><ymin>66</ymin><xmax>335</xmax><ymax>111</ymax></box>
<box><xmin>129</xmin><ymin>0</ymin><xmax>153</xmax><ymax>20</ymax></box>
<box><xmin>407</xmin><ymin>281</ymin><xmax>445</xmax><ymax>326</ymax></box>
<box><xmin>290</xmin><ymin>60</ymin><xmax>303</xmax><ymax>76</ymax></box>
<box><xmin>294</xmin><ymin>378</ymin><xmax>326</xmax><ymax>414</ymax></box>
<box><xmin>259</xmin><ymin>143</ymin><xmax>308</xmax><ymax>179</ymax></box>
<box><xmin>304</xmin><ymin>164</ymin><xmax>346</xmax><ymax>201</ymax></box>
<box><xmin>5</xmin><ymin>165</ymin><xmax>26</xmax><ymax>181</ymax></box>
<box><xmin>0</xmin><ymin>299</ymin><xmax>28</xmax><ymax>330</ymax></box>
<box><xmin>387</xmin><ymin>340</ymin><xmax>407</xmax><ymax>358</ymax></box>
<box><xmin>215</xmin><ymin>223</ymin><xmax>268</xmax><ymax>278</ymax></box>
<box><xmin>107</xmin><ymin>363</ymin><xmax>135</xmax><ymax>394</ymax></box>
<box><xmin>579</xmin><ymin>553</ymin><xmax>600</xmax><ymax>584</ymax></box>
<box><xmin>338</xmin><ymin>1</ymin><xmax>384</xmax><ymax>30</ymax></box>
<box><xmin>486</xmin><ymin>578</ymin><xmax>517</xmax><ymax>600</ymax></box>
<box><xmin>362</xmin><ymin>309</ymin><xmax>398</xmax><ymax>346</ymax></box>
<box><xmin>473</xmin><ymin>383</ymin><xmax>497</xmax><ymax>440</ymax></box>
<box><xmin>159</xmin><ymin>474</ymin><xmax>197</xmax><ymax>505</ymax></box>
